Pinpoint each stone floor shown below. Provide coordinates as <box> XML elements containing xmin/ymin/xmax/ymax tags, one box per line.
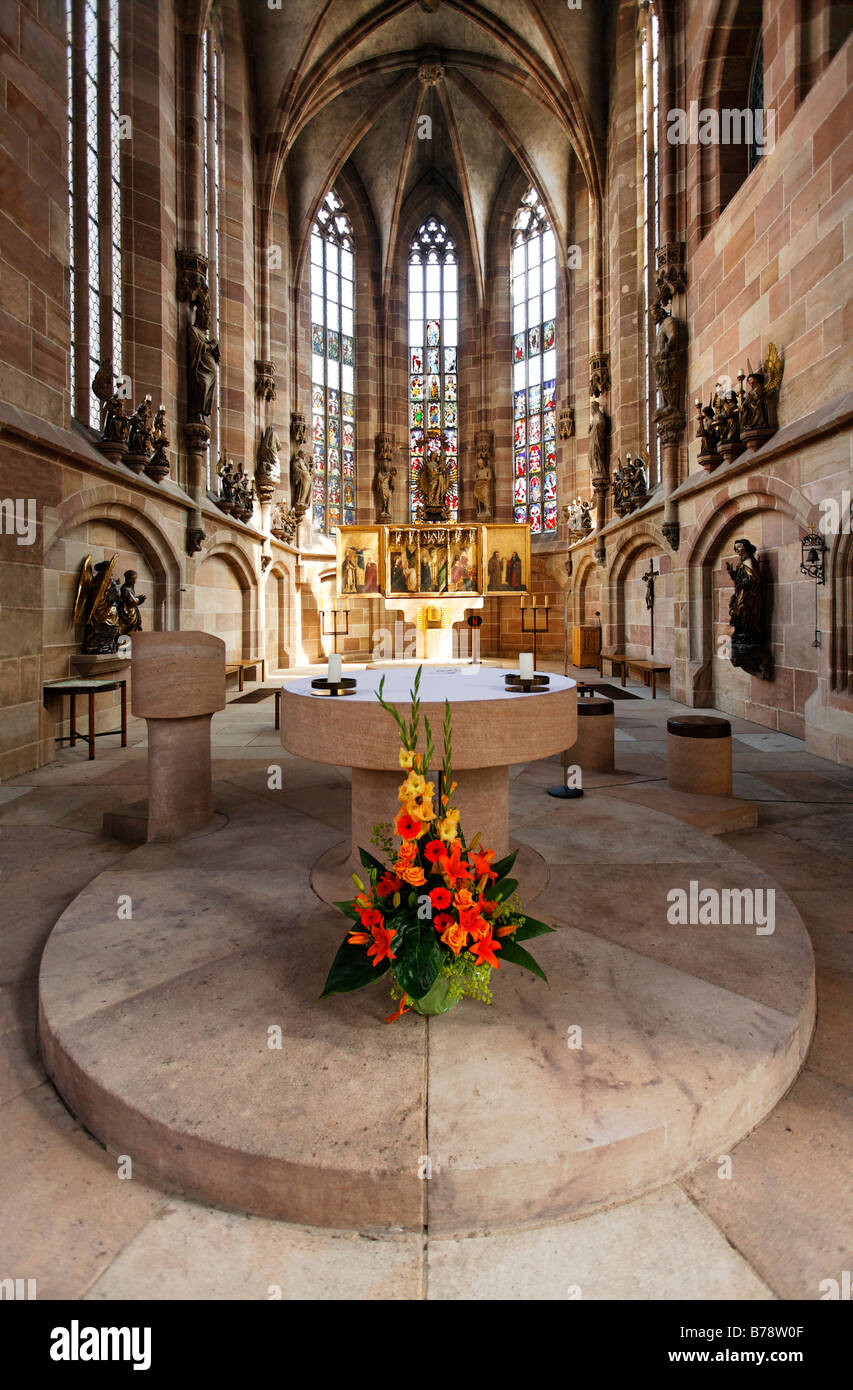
<box><xmin>1</xmin><ymin>658</ymin><xmax>851</xmax><ymax>1300</ymax></box>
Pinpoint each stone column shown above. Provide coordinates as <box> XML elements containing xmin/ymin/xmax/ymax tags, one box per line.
<box><xmin>131</xmin><ymin>631</ymin><xmax>226</xmax><ymax>841</ymax></box>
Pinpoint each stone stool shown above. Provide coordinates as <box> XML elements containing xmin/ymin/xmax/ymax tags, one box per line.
<box><xmin>132</xmin><ymin>631</ymin><xmax>226</xmax><ymax>841</ymax></box>
<box><xmin>572</xmin><ymin>696</ymin><xmax>615</xmax><ymax>772</ymax></box>
<box><xmin>666</xmin><ymin>715</ymin><xmax>732</xmax><ymax>797</ymax></box>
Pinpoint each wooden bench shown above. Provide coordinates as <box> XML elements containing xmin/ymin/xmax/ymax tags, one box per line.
<box><xmin>225</xmin><ymin>657</ymin><xmax>266</xmax><ymax>692</ymax></box>
<box><xmin>597</xmin><ymin>651</ymin><xmax>671</xmax><ymax>698</ymax></box>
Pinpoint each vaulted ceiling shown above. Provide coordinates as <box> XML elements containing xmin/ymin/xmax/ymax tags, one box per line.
<box><xmin>247</xmin><ymin>0</ymin><xmax>607</xmax><ymax>298</ymax></box>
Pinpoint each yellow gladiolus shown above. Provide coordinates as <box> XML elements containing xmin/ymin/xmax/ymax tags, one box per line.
<box><xmin>398</xmin><ymin>770</ymin><xmax>427</xmax><ymax>802</ymax></box>
<box><xmin>398</xmin><ymin>748</ymin><xmax>416</xmax><ymax>770</ymax></box>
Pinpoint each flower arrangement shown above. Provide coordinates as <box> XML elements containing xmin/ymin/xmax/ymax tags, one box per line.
<box><xmin>320</xmin><ymin>666</ymin><xmax>554</xmax><ymax>1021</ymax></box>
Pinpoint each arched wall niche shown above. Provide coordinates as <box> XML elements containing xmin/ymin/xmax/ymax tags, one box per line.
<box><xmin>192</xmin><ymin>541</ymin><xmax>258</xmax><ymax>662</ymax></box>
<box><xmin>686</xmin><ymin>486</ymin><xmax>816</xmax><ymax>726</ymax></box>
<box><xmin>608</xmin><ymin>532</ymin><xmax>675</xmax><ymax>675</ymax></box>
<box><xmin>264</xmin><ymin>563</ymin><xmax>294</xmax><ymax>670</ymax></box>
<box><xmin>829</xmin><ymin>526</ymin><xmax>853</xmax><ymax>697</ymax></box>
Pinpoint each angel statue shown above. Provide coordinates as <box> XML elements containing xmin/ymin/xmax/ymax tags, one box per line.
<box><xmin>73</xmin><ymin>554</ymin><xmax>123</xmax><ymax>654</ymax></box>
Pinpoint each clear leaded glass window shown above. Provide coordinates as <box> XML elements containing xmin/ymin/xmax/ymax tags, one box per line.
<box><xmin>66</xmin><ymin>0</ymin><xmax>123</xmax><ymax>426</ymax></box>
<box><xmin>311</xmin><ymin>191</ymin><xmax>355</xmax><ymax>533</ymax></box>
<box><xmin>202</xmin><ymin>28</ymin><xmax>223</xmax><ymax>482</ymax></box>
<box><xmin>408</xmin><ymin>218</ymin><xmax>458</xmax><ymax>522</ymax></box>
<box><xmin>748</xmin><ymin>33</ymin><xmax>764</xmax><ymax>173</ymax></box>
<box><xmin>640</xmin><ymin>2</ymin><xmax>661</xmax><ymax>486</ymax></box>
<box><xmin>511</xmin><ymin>190</ymin><xmax>557</xmax><ymax>533</ymax></box>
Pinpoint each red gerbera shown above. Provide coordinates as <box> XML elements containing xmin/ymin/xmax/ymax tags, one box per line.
<box><xmin>394</xmin><ymin>810</ymin><xmax>422</xmax><ymax>841</ymax></box>
<box><xmin>376</xmin><ymin>872</ymin><xmax>402</xmax><ymax>896</ymax></box>
<box><xmin>423</xmin><ymin>839</ymin><xmax>445</xmax><ymax>864</ymax></box>
<box><xmin>433</xmin><ymin>911</ymin><xmax>455</xmax><ymax>933</ymax></box>
<box><xmin>429</xmin><ymin>886</ymin><xmax>451</xmax><ymax>910</ymax></box>
<box><xmin>360</xmin><ymin>907</ymin><xmax>383</xmax><ymax>930</ymax></box>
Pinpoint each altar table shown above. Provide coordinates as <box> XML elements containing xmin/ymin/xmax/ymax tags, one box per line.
<box><xmin>280</xmin><ymin>666</ymin><xmax>577</xmax><ymax>900</ymax></box>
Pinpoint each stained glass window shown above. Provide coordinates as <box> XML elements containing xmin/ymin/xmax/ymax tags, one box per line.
<box><xmin>311</xmin><ymin>190</ymin><xmax>355</xmax><ymax>532</ymax></box>
<box><xmin>640</xmin><ymin>3</ymin><xmax>662</xmax><ymax>487</ymax></box>
<box><xmin>408</xmin><ymin>218</ymin><xmax>458</xmax><ymax>521</ymax></box>
<box><xmin>66</xmin><ymin>0</ymin><xmax>123</xmax><ymax>426</ymax></box>
<box><xmin>202</xmin><ymin>28</ymin><xmax>223</xmax><ymax>485</ymax></box>
<box><xmin>511</xmin><ymin>190</ymin><xmax>557</xmax><ymax>533</ymax></box>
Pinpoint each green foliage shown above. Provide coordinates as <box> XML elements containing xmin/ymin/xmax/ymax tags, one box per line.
<box><xmin>369</xmin><ymin>821</ymin><xmax>395</xmax><ymax>860</ymax></box>
<box><xmin>358</xmin><ymin>847</ymin><xmax>386</xmax><ymax>879</ymax></box>
<box><xmin>391</xmin><ymin>913</ymin><xmax>444</xmax><ymax>1000</ymax></box>
<box><xmin>497</xmin><ymin>936</ymin><xmax>549</xmax><ymax>983</ymax></box>
<box><xmin>320</xmin><ymin>936</ymin><xmax>390</xmax><ymax>998</ymax></box>
<box><xmin>513</xmin><ymin>916</ymin><xmax>556</xmax><ymax>943</ymax></box>
<box><xmin>485</xmin><ymin>876</ymin><xmax>518</xmax><ymax>902</ymax></box>
<box><xmin>490</xmin><ymin>848</ymin><xmax>519</xmax><ymax>879</ymax></box>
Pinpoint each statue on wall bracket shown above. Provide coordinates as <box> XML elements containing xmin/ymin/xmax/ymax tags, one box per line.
<box><xmin>289</xmin><ymin>411</ymin><xmax>313</xmax><ymax>517</ymax></box>
<box><xmin>473</xmin><ymin>431</ymin><xmax>494</xmax><ymax>521</ymax></box>
<box><xmin>726</xmin><ymin>538</ymin><xmax>773</xmax><ymax>681</ymax></box>
<box><xmin>373</xmin><ymin>433</ymin><xmax>396</xmax><ymax>521</ymax></box>
<box><xmin>256</xmin><ymin>425</ymin><xmax>281</xmax><ymax>504</ymax></box>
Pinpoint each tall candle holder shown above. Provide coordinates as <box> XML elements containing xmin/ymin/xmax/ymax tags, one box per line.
<box><xmin>322</xmin><ymin>604</ymin><xmax>349</xmax><ymax>654</ymax></box>
<box><xmin>520</xmin><ymin>596</ymin><xmax>550</xmax><ymax>667</ymax></box>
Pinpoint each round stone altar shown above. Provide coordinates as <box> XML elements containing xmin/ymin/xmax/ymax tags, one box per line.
<box><xmin>281</xmin><ymin>664</ymin><xmax>576</xmax><ymax>903</ymax></box>
<box><xmin>36</xmin><ymin>778</ymin><xmax>815</xmax><ymax>1235</ymax></box>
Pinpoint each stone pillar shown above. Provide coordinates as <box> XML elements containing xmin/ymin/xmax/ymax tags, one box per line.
<box><xmin>132</xmin><ymin>631</ymin><xmax>226</xmax><ymax>841</ymax></box>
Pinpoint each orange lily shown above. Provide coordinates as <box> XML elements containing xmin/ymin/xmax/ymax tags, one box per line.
<box><xmin>367</xmin><ymin>923</ymin><xmax>397</xmax><ymax>966</ymax></box>
<box><xmin>439</xmin><ymin>838</ymin><xmax>474</xmax><ymax>888</ymax></box>
<box><xmin>468</xmin><ymin>933</ymin><xmax>501</xmax><ymax>969</ymax></box>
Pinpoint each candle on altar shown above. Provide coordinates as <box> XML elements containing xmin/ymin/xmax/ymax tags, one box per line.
<box><xmin>519</xmin><ymin>652</ymin><xmax>534</xmax><ymax>681</ymax></box>
<box><xmin>543</xmin><ymin>596</ymin><xmax>549</xmax><ymax>608</ymax></box>
<box><xmin>327</xmin><ymin>654</ymin><xmax>342</xmax><ymax>685</ymax></box>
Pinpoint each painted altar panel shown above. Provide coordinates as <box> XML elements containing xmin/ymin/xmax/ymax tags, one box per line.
<box><xmin>481</xmin><ymin>523</ymin><xmax>531</xmax><ymax>594</ymax></box>
<box><xmin>336</xmin><ymin>526</ymin><xmax>384</xmax><ymax>596</ymax></box>
<box><xmin>384</xmin><ymin>524</ymin><xmax>480</xmax><ymax>598</ymax></box>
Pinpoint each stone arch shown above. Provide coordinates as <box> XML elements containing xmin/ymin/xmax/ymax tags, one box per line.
<box><xmin>572</xmin><ymin>554</ymin><xmax>600</xmax><ymax>627</ymax></box>
<box><xmin>829</xmin><ymin>525</ymin><xmax>853</xmax><ymax>696</ymax></box>
<box><xmin>695</xmin><ymin>0</ymin><xmax>764</xmax><ymax>238</ymax></box>
<box><xmin>264</xmin><ymin>562</ymin><xmax>295</xmax><ymax>670</ymax></box>
<box><xmin>47</xmin><ymin>491</ymin><xmax>184</xmax><ymax>631</ymax></box>
<box><xmin>685</xmin><ymin>485</ymin><xmax>813</xmax><ymax>711</ymax></box>
<box><xmin>608</xmin><ymin>525</ymin><xmax>672</xmax><ymax>663</ymax></box>
<box><xmin>194</xmin><ymin>539</ymin><xmax>259</xmax><ymax>661</ymax></box>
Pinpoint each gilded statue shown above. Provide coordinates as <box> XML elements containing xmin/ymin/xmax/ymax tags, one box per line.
<box><xmin>119</xmin><ymin>569</ymin><xmax>146</xmax><ymax>632</ymax></box>
<box><xmin>73</xmin><ymin>554</ymin><xmax>123</xmax><ymax>654</ymax></box>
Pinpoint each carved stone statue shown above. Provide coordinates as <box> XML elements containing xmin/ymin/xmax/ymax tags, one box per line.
<box><xmin>630</xmin><ymin>452</ymin><xmax>649</xmax><ymax>507</ymax></box>
<box><xmin>73</xmin><ymin>554</ymin><xmax>123</xmax><ymax>655</ymax></box>
<box><xmin>290</xmin><ymin>447</ymin><xmax>313</xmax><ymax>514</ymax></box>
<box><xmin>589</xmin><ymin>397</ymin><xmax>609</xmax><ymax>489</ymax></box>
<box><xmin>473</xmin><ymin>440</ymin><xmax>494</xmax><ymax>520</ymax></box>
<box><xmin>256</xmin><ymin>426</ymin><xmax>281</xmax><ymax>503</ymax></box>
<box><xmin>726</xmin><ymin>537</ymin><xmax>772</xmax><ymax>680</ymax></box>
<box><xmin>119</xmin><ymin>569</ymin><xmax>146</xmax><ymax>633</ymax></box>
<box><xmin>126</xmin><ymin>394</ymin><xmax>155</xmax><ymax>457</ymax></box>
<box><xmin>187</xmin><ymin>294</ymin><xmax>220</xmax><ymax>421</ymax></box>
<box><xmin>715</xmin><ymin>388</ymin><xmax>743</xmax><ymax>459</ymax></box>
<box><xmin>232</xmin><ymin>465</ymin><xmax>255</xmax><ymax>521</ymax></box>
<box><xmin>652</xmin><ymin>296</ymin><xmax>686</xmax><ymax>419</ymax></box>
<box><xmin>373</xmin><ymin>434</ymin><xmax>396</xmax><ymax>520</ymax></box>
<box><xmin>217</xmin><ymin>453</ymin><xmax>236</xmax><ymax>512</ymax></box>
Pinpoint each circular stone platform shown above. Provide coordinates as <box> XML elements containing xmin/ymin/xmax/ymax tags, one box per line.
<box><xmin>37</xmin><ymin>791</ymin><xmax>815</xmax><ymax>1235</ymax></box>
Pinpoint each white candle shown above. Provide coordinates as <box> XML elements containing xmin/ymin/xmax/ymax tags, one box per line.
<box><xmin>519</xmin><ymin>653</ymin><xmax>534</xmax><ymax>681</ymax></box>
<box><xmin>327</xmin><ymin>654</ymin><xmax>342</xmax><ymax>684</ymax></box>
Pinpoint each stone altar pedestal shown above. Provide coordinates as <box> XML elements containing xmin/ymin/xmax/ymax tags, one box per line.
<box><xmin>281</xmin><ymin>665</ymin><xmax>576</xmax><ymax>903</ymax></box>
<box><xmin>123</xmin><ymin>631</ymin><xmax>226</xmax><ymax>842</ymax></box>
<box><xmin>387</xmin><ymin>596</ymin><xmax>484</xmax><ymax>663</ymax></box>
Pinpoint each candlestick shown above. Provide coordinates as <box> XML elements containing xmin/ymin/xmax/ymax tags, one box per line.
<box><xmin>327</xmin><ymin>654</ymin><xmax>342</xmax><ymax>684</ymax></box>
<box><xmin>519</xmin><ymin>653</ymin><xmax>534</xmax><ymax>681</ymax></box>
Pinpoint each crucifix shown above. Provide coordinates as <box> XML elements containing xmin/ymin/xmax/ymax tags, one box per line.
<box><xmin>643</xmin><ymin>559</ymin><xmax>659</xmax><ymax>655</ymax></box>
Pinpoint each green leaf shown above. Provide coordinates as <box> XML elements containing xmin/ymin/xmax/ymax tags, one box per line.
<box><xmin>392</xmin><ymin>915</ymin><xmax>443</xmax><ymax>1001</ymax></box>
<box><xmin>358</xmin><ymin>846</ymin><xmax>387</xmax><ymax>878</ymax></box>
<box><xmin>319</xmin><ymin>936</ymin><xmax>390</xmax><ymax>998</ymax></box>
<box><xmin>497</xmin><ymin>936</ymin><xmax>549</xmax><ymax>984</ymax></box>
<box><xmin>333</xmin><ymin>899</ymin><xmax>359</xmax><ymax>921</ymax></box>
<box><xmin>490</xmin><ymin>848</ymin><xmax>518</xmax><ymax>879</ymax></box>
<box><xmin>514</xmin><ymin>916</ymin><xmax>556</xmax><ymax>942</ymax></box>
<box><xmin>485</xmin><ymin>876</ymin><xmax>518</xmax><ymax>902</ymax></box>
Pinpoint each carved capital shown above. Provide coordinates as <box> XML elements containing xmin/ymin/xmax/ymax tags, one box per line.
<box><xmin>590</xmin><ymin>352</ymin><xmax>610</xmax><ymax>397</ymax></box>
<box><xmin>655</xmin><ymin>405</ymin><xmax>686</xmax><ymax>445</ymax></box>
<box><xmin>655</xmin><ymin>241</ymin><xmax>687</xmax><ymax>300</ymax></box>
<box><xmin>662</xmin><ymin>521</ymin><xmax>681</xmax><ymax>552</ymax></box>
<box><xmin>254</xmin><ymin>359</ymin><xmax>276</xmax><ymax>402</ymax></box>
<box><xmin>176</xmin><ymin>247</ymin><xmax>209</xmax><ymax>307</ymax></box>
<box><xmin>184</xmin><ymin>421</ymin><xmax>210</xmax><ymax>455</ymax></box>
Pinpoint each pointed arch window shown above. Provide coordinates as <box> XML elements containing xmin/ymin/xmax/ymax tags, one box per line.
<box><xmin>639</xmin><ymin>0</ymin><xmax>662</xmax><ymax>487</ymax></box>
<box><xmin>408</xmin><ymin>218</ymin><xmax>458</xmax><ymax>522</ymax></box>
<box><xmin>747</xmin><ymin>32</ymin><xmax>764</xmax><ymax>173</ymax></box>
<box><xmin>202</xmin><ymin>25</ymin><xmax>223</xmax><ymax>483</ymax></box>
<box><xmin>66</xmin><ymin>0</ymin><xmax>123</xmax><ymax>427</ymax></box>
<box><xmin>311</xmin><ymin>190</ymin><xmax>356</xmax><ymax>532</ymax></box>
<box><xmin>511</xmin><ymin>189</ymin><xmax>557</xmax><ymax>533</ymax></box>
